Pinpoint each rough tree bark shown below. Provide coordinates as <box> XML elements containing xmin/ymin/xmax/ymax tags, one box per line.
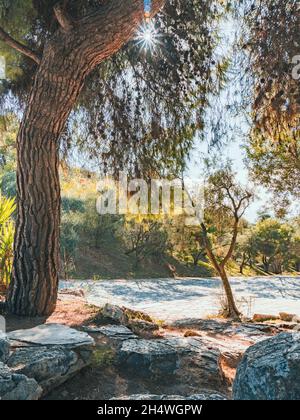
<box><xmin>6</xmin><ymin>0</ymin><xmax>165</xmax><ymax>316</ymax></box>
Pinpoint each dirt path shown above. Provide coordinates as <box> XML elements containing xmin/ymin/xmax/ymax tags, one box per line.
<box><xmin>60</xmin><ymin>276</ymin><xmax>300</xmax><ymax>322</ymax></box>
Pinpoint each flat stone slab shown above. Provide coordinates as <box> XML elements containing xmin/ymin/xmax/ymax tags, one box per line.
<box><xmin>8</xmin><ymin>324</ymin><xmax>94</xmax><ymax>348</ymax></box>
<box><xmin>83</xmin><ymin>325</ymin><xmax>137</xmax><ymax>341</ymax></box>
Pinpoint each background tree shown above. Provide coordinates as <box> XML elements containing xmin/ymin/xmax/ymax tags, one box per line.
<box><xmin>0</xmin><ymin>0</ymin><xmax>224</xmax><ymax>316</ymax></box>
<box><xmin>240</xmin><ymin>0</ymin><xmax>300</xmax><ymax>208</ymax></box>
<box><xmin>123</xmin><ymin>217</ymin><xmax>170</xmax><ymax>269</ymax></box>
<box><xmin>234</xmin><ymin>229</ymin><xmax>255</xmax><ymax>275</ymax></box>
<box><xmin>251</xmin><ymin>218</ymin><xmax>294</xmax><ymax>274</ymax></box>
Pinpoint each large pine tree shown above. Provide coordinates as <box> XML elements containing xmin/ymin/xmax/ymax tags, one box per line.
<box><xmin>0</xmin><ymin>0</ymin><xmax>222</xmax><ymax>316</ymax></box>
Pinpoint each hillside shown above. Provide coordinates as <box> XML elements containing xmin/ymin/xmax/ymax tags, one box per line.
<box><xmin>60</xmin><ymin>168</ymin><xmax>212</xmax><ymax>280</ymax></box>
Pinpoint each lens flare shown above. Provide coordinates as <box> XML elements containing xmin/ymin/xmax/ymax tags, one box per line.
<box><xmin>135</xmin><ymin>22</ymin><xmax>160</xmax><ymax>52</ymax></box>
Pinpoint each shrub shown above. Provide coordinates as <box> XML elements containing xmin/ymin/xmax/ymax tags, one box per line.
<box><xmin>0</xmin><ymin>195</ymin><xmax>16</xmax><ymax>288</ymax></box>
<box><xmin>60</xmin><ymin>212</ymin><xmax>81</xmax><ymax>279</ymax></box>
<box><xmin>61</xmin><ymin>197</ymin><xmax>86</xmax><ymax>213</ymax></box>
<box><xmin>0</xmin><ymin>171</ymin><xmax>17</xmax><ymax>198</ymax></box>
<box><xmin>84</xmin><ymin>199</ymin><xmax>123</xmax><ymax>248</ymax></box>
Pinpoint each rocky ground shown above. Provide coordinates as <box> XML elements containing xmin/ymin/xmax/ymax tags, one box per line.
<box><xmin>1</xmin><ymin>289</ymin><xmax>300</xmax><ymax>400</ymax></box>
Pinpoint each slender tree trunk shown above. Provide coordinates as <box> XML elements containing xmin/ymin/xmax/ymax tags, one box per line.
<box><xmin>219</xmin><ymin>266</ymin><xmax>241</xmax><ymax>320</ymax></box>
<box><xmin>239</xmin><ymin>253</ymin><xmax>247</xmax><ymax>275</ymax></box>
<box><xmin>7</xmin><ymin>0</ymin><xmax>165</xmax><ymax>316</ymax></box>
<box><xmin>201</xmin><ymin>224</ymin><xmax>241</xmax><ymax>321</ymax></box>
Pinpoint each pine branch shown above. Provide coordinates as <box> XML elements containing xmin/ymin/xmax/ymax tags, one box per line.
<box><xmin>0</xmin><ymin>27</ymin><xmax>40</xmax><ymax>65</ymax></box>
<box><xmin>54</xmin><ymin>3</ymin><xmax>74</xmax><ymax>32</ymax></box>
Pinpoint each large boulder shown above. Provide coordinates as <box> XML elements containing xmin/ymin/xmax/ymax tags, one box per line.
<box><xmin>8</xmin><ymin>323</ymin><xmax>94</xmax><ymax>348</ymax></box>
<box><xmin>117</xmin><ymin>336</ymin><xmax>228</xmax><ymax>391</ymax></box>
<box><xmin>233</xmin><ymin>332</ymin><xmax>300</xmax><ymax>400</ymax></box>
<box><xmin>7</xmin><ymin>346</ymin><xmax>83</xmax><ymax>394</ymax></box>
<box><xmin>118</xmin><ymin>339</ymin><xmax>183</xmax><ymax>378</ymax></box>
<box><xmin>7</xmin><ymin>324</ymin><xmax>95</xmax><ymax>396</ymax></box>
<box><xmin>0</xmin><ymin>332</ymin><xmax>9</xmax><ymax>363</ymax></box>
<box><xmin>0</xmin><ymin>362</ymin><xmax>42</xmax><ymax>400</ymax></box>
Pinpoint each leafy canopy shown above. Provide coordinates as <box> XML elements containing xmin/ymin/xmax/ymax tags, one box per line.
<box><xmin>0</xmin><ymin>0</ymin><xmax>227</xmax><ymax>178</ymax></box>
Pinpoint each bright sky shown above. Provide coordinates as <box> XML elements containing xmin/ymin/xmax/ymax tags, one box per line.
<box><xmin>185</xmin><ymin>15</ymin><xmax>271</xmax><ymax>224</ymax></box>
<box><xmin>186</xmin><ymin>137</ymin><xmax>271</xmax><ymax>224</ymax></box>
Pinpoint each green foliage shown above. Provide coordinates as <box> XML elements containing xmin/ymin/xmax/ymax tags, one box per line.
<box><xmin>246</xmin><ymin>129</ymin><xmax>300</xmax><ymax>206</ymax></box>
<box><xmin>91</xmin><ymin>347</ymin><xmax>115</xmax><ymax>368</ymax></box>
<box><xmin>0</xmin><ymin>194</ymin><xmax>15</xmax><ymax>287</ymax></box>
<box><xmin>84</xmin><ymin>200</ymin><xmax>123</xmax><ymax>248</ymax></box>
<box><xmin>61</xmin><ymin>197</ymin><xmax>86</xmax><ymax>214</ymax></box>
<box><xmin>0</xmin><ymin>114</ymin><xmax>17</xmax><ymax>197</ymax></box>
<box><xmin>240</xmin><ymin>0</ymin><xmax>300</xmax><ymax>206</ymax></box>
<box><xmin>0</xmin><ymin>170</ymin><xmax>16</xmax><ymax>198</ymax></box>
<box><xmin>0</xmin><ymin>1</ymin><xmax>226</xmax><ymax>178</ymax></box>
<box><xmin>203</xmin><ymin>165</ymin><xmax>253</xmax><ymax>264</ymax></box>
<box><xmin>60</xmin><ymin>212</ymin><xmax>80</xmax><ymax>279</ymax></box>
<box><xmin>122</xmin><ymin>217</ymin><xmax>170</xmax><ymax>268</ymax></box>
<box><xmin>251</xmin><ymin>219</ymin><xmax>294</xmax><ymax>273</ymax></box>
<box><xmin>241</xmin><ymin>0</ymin><xmax>299</xmax><ymax>139</ymax></box>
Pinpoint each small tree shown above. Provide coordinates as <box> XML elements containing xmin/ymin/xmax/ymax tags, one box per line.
<box><xmin>197</xmin><ymin>167</ymin><xmax>253</xmax><ymax>320</ymax></box>
<box><xmin>235</xmin><ymin>230</ymin><xmax>256</xmax><ymax>275</ymax></box>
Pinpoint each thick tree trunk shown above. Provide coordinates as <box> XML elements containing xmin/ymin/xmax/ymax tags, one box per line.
<box><xmin>7</xmin><ymin>55</ymin><xmax>84</xmax><ymax>316</ymax></box>
<box><xmin>7</xmin><ymin>0</ymin><xmax>165</xmax><ymax>316</ymax></box>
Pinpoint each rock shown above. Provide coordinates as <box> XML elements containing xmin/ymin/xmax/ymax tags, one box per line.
<box><xmin>111</xmin><ymin>392</ymin><xmax>227</xmax><ymax>400</ymax></box>
<box><xmin>292</xmin><ymin>316</ymin><xmax>300</xmax><ymax>324</ymax></box>
<box><xmin>275</xmin><ymin>322</ymin><xmax>298</xmax><ymax>330</ymax></box>
<box><xmin>128</xmin><ymin>320</ymin><xmax>159</xmax><ymax>334</ymax></box>
<box><xmin>189</xmin><ymin>393</ymin><xmax>227</xmax><ymax>400</ymax></box>
<box><xmin>0</xmin><ymin>362</ymin><xmax>42</xmax><ymax>400</ymax></box>
<box><xmin>169</xmin><ymin>319</ymin><xmax>232</xmax><ymax>333</ymax></box>
<box><xmin>118</xmin><ymin>339</ymin><xmax>183</xmax><ymax>378</ymax></box>
<box><xmin>7</xmin><ymin>346</ymin><xmax>85</xmax><ymax>394</ymax></box>
<box><xmin>0</xmin><ymin>332</ymin><xmax>9</xmax><ymax>363</ymax></box>
<box><xmin>6</xmin><ymin>324</ymin><xmax>95</xmax><ymax>396</ymax></box>
<box><xmin>279</xmin><ymin>313</ymin><xmax>296</xmax><ymax>322</ymax></box>
<box><xmin>118</xmin><ymin>335</ymin><xmax>228</xmax><ymax>391</ymax></box>
<box><xmin>171</xmin><ymin>337</ymin><xmax>226</xmax><ymax>390</ymax></box>
<box><xmin>102</xmin><ymin>304</ymin><xmax>129</xmax><ymax>325</ymax></box>
<box><xmin>123</xmin><ymin>307</ymin><xmax>153</xmax><ymax>323</ymax></box>
<box><xmin>252</xmin><ymin>314</ymin><xmax>279</xmax><ymax>322</ymax></box>
<box><xmin>294</xmin><ymin>324</ymin><xmax>300</xmax><ymax>332</ymax></box>
<box><xmin>184</xmin><ymin>330</ymin><xmax>200</xmax><ymax>338</ymax></box>
<box><xmin>8</xmin><ymin>323</ymin><xmax>94</xmax><ymax>349</ymax></box>
<box><xmin>83</xmin><ymin>325</ymin><xmax>137</xmax><ymax>342</ymax></box>
<box><xmin>233</xmin><ymin>332</ymin><xmax>300</xmax><ymax>400</ymax></box>
<box><xmin>59</xmin><ymin>288</ymin><xmax>85</xmax><ymax>298</ymax></box>
<box><xmin>169</xmin><ymin>318</ymin><xmax>279</xmax><ymax>343</ymax></box>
